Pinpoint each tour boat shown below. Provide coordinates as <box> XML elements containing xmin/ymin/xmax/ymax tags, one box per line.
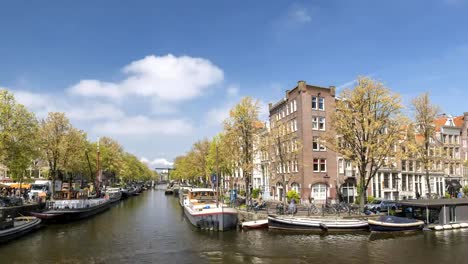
<box><xmin>0</xmin><ymin>216</ymin><xmax>42</xmax><ymax>244</ymax></box>
<box><xmin>105</xmin><ymin>187</ymin><xmax>122</xmax><ymax>203</ymax></box>
<box><xmin>31</xmin><ymin>197</ymin><xmax>111</xmax><ymax>222</ymax></box>
<box><xmin>368</xmin><ymin>215</ymin><xmax>424</xmax><ymax>232</ymax></box>
<box><xmin>268</xmin><ymin>215</ymin><xmax>369</xmax><ymax>231</ymax></box>
<box><xmin>241</xmin><ymin>219</ymin><xmax>269</xmax><ymax>229</ymax></box>
<box><xmin>183</xmin><ymin>188</ymin><xmax>238</xmax><ymax>231</ymax></box>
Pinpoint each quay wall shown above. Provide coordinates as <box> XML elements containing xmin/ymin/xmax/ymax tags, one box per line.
<box><xmin>0</xmin><ymin>203</ymin><xmax>44</xmax><ymax>218</ymax></box>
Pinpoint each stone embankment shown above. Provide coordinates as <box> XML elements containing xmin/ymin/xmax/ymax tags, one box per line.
<box><xmin>0</xmin><ymin>203</ymin><xmax>45</xmax><ymax>218</ymax></box>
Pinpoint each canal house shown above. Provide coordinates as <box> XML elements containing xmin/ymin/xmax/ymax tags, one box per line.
<box><xmin>400</xmin><ymin>199</ymin><xmax>468</xmax><ymax>225</ymax></box>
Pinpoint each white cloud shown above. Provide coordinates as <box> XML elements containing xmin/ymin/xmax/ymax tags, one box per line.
<box><xmin>205</xmin><ymin>104</ymin><xmax>232</xmax><ymax>126</ymax></box>
<box><xmin>140</xmin><ymin>157</ymin><xmax>174</xmax><ymax>168</ymax></box>
<box><xmin>67</xmin><ymin>103</ymin><xmax>125</xmax><ymax>121</ymax></box>
<box><xmin>68</xmin><ymin>54</ymin><xmax>224</xmax><ymax>102</ymax></box>
<box><xmin>290</xmin><ymin>6</ymin><xmax>311</xmax><ymax>23</ymax></box>
<box><xmin>226</xmin><ymin>84</ymin><xmax>239</xmax><ymax>97</ymax></box>
<box><xmin>11</xmin><ymin>90</ymin><xmax>125</xmax><ymax>121</ymax></box>
<box><xmin>93</xmin><ymin>115</ymin><xmax>193</xmax><ymax>136</ymax></box>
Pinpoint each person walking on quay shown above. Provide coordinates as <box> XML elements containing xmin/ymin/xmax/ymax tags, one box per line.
<box><xmin>457</xmin><ymin>190</ymin><xmax>463</xmax><ymax>198</ymax></box>
<box><xmin>288</xmin><ymin>199</ymin><xmax>297</xmax><ymax>215</ymax></box>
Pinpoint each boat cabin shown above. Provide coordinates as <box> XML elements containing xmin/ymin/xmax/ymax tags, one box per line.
<box><xmin>399</xmin><ymin>198</ymin><xmax>468</xmax><ymax>225</ymax></box>
<box><xmin>187</xmin><ymin>188</ymin><xmax>218</xmax><ymax>203</ymax></box>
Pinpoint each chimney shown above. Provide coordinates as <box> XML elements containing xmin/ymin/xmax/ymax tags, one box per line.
<box><xmin>285</xmin><ymin>89</ymin><xmax>290</xmax><ymax>97</ymax></box>
<box><xmin>268</xmin><ymin>103</ymin><xmax>272</xmax><ymax>110</ymax></box>
<box><xmin>329</xmin><ymin>86</ymin><xmax>336</xmax><ymax>97</ymax></box>
<box><xmin>298</xmin><ymin>80</ymin><xmax>306</xmax><ymax>92</ymax></box>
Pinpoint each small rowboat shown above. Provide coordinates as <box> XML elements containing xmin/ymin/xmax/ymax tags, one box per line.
<box><xmin>268</xmin><ymin>215</ymin><xmax>368</xmax><ymax>231</ymax></box>
<box><xmin>241</xmin><ymin>219</ymin><xmax>268</xmax><ymax>229</ymax></box>
<box><xmin>0</xmin><ymin>216</ymin><xmax>42</xmax><ymax>244</ymax></box>
<box><xmin>368</xmin><ymin>216</ymin><xmax>424</xmax><ymax>232</ymax></box>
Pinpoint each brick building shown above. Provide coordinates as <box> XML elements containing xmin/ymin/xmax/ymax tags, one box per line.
<box><xmin>268</xmin><ymin>81</ymin><xmax>339</xmax><ymax>203</ymax></box>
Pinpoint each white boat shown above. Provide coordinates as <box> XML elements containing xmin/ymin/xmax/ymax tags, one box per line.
<box><xmin>241</xmin><ymin>219</ymin><xmax>268</xmax><ymax>229</ymax></box>
<box><xmin>268</xmin><ymin>215</ymin><xmax>368</xmax><ymax>231</ymax></box>
<box><xmin>105</xmin><ymin>187</ymin><xmax>122</xmax><ymax>203</ymax></box>
<box><xmin>183</xmin><ymin>188</ymin><xmax>238</xmax><ymax>231</ymax></box>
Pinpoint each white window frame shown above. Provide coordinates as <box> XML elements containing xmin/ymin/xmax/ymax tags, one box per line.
<box><xmin>312</xmin><ymin>117</ymin><xmax>318</xmax><ymax>130</ymax></box>
<box><xmin>318</xmin><ymin>97</ymin><xmax>325</xmax><ymax>110</ymax></box>
<box><xmin>318</xmin><ymin>117</ymin><xmax>325</xmax><ymax>131</ymax></box>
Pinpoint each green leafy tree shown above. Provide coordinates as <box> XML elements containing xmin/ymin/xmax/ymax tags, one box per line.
<box><xmin>0</xmin><ymin>89</ymin><xmax>39</xmax><ymax>184</ymax></box>
<box><xmin>410</xmin><ymin>92</ymin><xmax>440</xmax><ymax>197</ymax></box>
<box><xmin>223</xmin><ymin>97</ymin><xmax>262</xmax><ymax>199</ymax></box>
<box><xmin>326</xmin><ymin>77</ymin><xmax>406</xmax><ymax>210</ymax></box>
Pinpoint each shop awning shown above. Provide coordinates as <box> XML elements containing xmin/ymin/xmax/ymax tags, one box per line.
<box><xmin>8</xmin><ymin>183</ymin><xmax>31</xmax><ymax>189</ymax></box>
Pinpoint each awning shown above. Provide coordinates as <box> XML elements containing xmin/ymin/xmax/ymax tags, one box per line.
<box><xmin>446</xmin><ymin>180</ymin><xmax>462</xmax><ymax>190</ymax></box>
<box><xmin>8</xmin><ymin>183</ymin><xmax>31</xmax><ymax>189</ymax></box>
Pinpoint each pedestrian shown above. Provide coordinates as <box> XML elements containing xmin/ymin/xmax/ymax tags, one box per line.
<box><xmin>288</xmin><ymin>199</ymin><xmax>297</xmax><ymax>215</ymax></box>
<box><xmin>416</xmin><ymin>191</ymin><xmax>421</xmax><ymax>199</ymax></box>
<box><xmin>457</xmin><ymin>190</ymin><xmax>463</xmax><ymax>198</ymax></box>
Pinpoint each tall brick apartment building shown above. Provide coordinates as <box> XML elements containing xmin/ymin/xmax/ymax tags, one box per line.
<box><xmin>268</xmin><ymin>81</ymin><xmax>340</xmax><ymax>203</ymax></box>
<box><xmin>267</xmin><ymin>81</ymin><xmax>468</xmax><ymax>203</ymax></box>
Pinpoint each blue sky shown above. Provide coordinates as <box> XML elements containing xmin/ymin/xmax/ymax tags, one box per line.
<box><xmin>1</xmin><ymin>0</ymin><xmax>467</xmax><ymax>167</ymax></box>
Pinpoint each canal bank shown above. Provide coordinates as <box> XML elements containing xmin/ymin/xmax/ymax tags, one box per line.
<box><xmin>1</xmin><ymin>190</ymin><xmax>468</xmax><ymax>263</ymax></box>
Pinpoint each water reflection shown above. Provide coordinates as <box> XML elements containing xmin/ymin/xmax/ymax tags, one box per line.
<box><xmin>2</xmin><ymin>191</ymin><xmax>468</xmax><ymax>263</ymax></box>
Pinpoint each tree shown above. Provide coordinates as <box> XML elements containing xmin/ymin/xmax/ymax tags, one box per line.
<box><xmin>223</xmin><ymin>97</ymin><xmax>262</xmax><ymax>199</ymax></box>
<box><xmin>327</xmin><ymin>77</ymin><xmax>406</xmax><ymax>210</ymax></box>
<box><xmin>38</xmin><ymin>112</ymin><xmax>86</xmax><ymax>196</ymax></box>
<box><xmin>192</xmin><ymin>139</ymin><xmax>211</xmax><ymax>184</ymax></box>
<box><xmin>0</xmin><ymin>90</ymin><xmax>39</xmax><ymax>184</ymax></box>
<box><xmin>410</xmin><ymin>93</ymin><xmax>440</xmax><ymax>198</ymax></box>
<box><xmin>206</xmin><ymin>133</ymin><xmax>238</xmax><ymax>189</ymax></box>
<box><xmin>262</xmin><ymin>121</ymin><xmax>301</xmax><ymax>205</ymax></box>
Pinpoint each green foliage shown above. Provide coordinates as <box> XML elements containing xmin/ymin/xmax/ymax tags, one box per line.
<box><xmin>367</xmin><ymin>196</ymin><xmax>376</xmax><ymax>204</ymax></box>
<box><xmin>463</xmin><ymin>186</ymin><xmax>468</xmax><ymax>196</ymax></box>
<box><xmin>252</xmin><ymin>188</ymin><xmax>261</xmax><ymax>199</ymax></box>
<box><xmin>0</xmin><ymin>90</ymin><xmax>39</xmax><ymax>182</ymax></box>
<box><xmin>287</xmin><ymin>190</ymin><xmax>300</xmax><ymax>203</ymax></box>
<box><xmin>444</xmin><ymin>192</ymin><xmax>451</xmax><ymax>199</ymax></box>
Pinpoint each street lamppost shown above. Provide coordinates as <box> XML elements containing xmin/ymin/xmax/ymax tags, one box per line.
<box><xmin>324</xmin><ymin>174</ymin><xmax>330</xmax><ymax>205</ymax></box>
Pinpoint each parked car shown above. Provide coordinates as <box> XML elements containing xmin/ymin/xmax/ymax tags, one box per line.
<box><xmin>365</xmin><ymin>200</ymin><xmax>400</xmax><ymax>212</ymax></box>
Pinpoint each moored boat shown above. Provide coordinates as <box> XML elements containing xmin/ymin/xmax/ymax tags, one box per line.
<box><xmin>368</xmin><ymin>215</ymin><xmax>424</xmax><ymax>232</ymax></box>
<box><xmin>31</xmin><ymin>197</ymin><xmax>111</xmax><ymax>222</ymax></box>
<box><xmin>105</xmin><ymin>187</ymin><xmax>122</xmax><ymax>203</ymax></box>
<box><xmin>183</xmin><ymin>188</ymin><xmax>238</xmax><ymax>231</ymax></box>
<box><xmin>268</xmin><ymin>215</ymin><xmax>369</xmax><ymax>232</ymax></box>
<box><xmin>242</xmin><ymin>219</ymin><xmax>268</xmax><ymax>229</ymax></box>
<box><xmin>0</xmin><ymin>216</ymin><xmax>42</xmax><ymax>244</ymax></box>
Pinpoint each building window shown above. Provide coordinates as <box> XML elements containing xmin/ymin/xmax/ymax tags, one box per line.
<box><xmin>313</xmin><ymin>137</ymin><xmax>319</xmax><ymax>151</ymax></box>
<box><xmin>312</xmin><ymin>117</ymin><xmax>318</xmax><ymax>130</ymax></box>
<box><xmin>311</xmin><ymin>183</ymin><xmax>327</xmax><ymax>200</ymax></box>
<box><xmin>293</xmin><ymin>100</ymin><xmax>297</xmax><ymax>112</ymax></box>
<box><xmin>313</xmin><ymin>159</ymin><xmax>319</xmax><ymax>171</ymax></box>
<box><xmin>320</xmin><ymin>159</ymin><xmax>326</xmax><ymax>172</ymax></box>
<box><xmin>294</xmin><ymin>119</ymin><xmax>297</xmax><ymax>131</ymax></box>
<box><xmin>338</xmin><ymin>158</ymin><xmax>344</xmax><ymax>173</ymax></box>
<box><xmin>313</xmin><ymin>158</ymin><xmax>327</xmax><ymax>172</ymax></box>
<box><xmin>402</xmin><ymin>160</ymin><xmax>406</xmax><ymax>171</ymax></box>
<box><xmin>313</xmin><ymin>136</ymin><xmax>326</xmax><ymax>151</ymax></box>
<box><xmin>312</xmin><ymin>96</ymin><xmax>325</xmax><ymax>110</ymax></box>
<box><xmin>291</xmin><ymin>182</ymin><xmax>300</xmax><ymax>194</ymax></box>
<box><xmin>318</xmin><ymin>97</ymin><xmax>325</xmax><ymax>110</ymax></box>
<box><xmin>318</xmin><ymin>117</ymin><xmax>325</xmax><ymax>130</ymax></box>
<box><xmin>383</xmin><ymin>173</ymin><xmax>389</xmax><ymax>188</ymax></box>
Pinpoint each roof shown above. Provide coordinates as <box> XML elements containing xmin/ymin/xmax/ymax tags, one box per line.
<box><xmin>434</xmin><ymin>115</ymin><xmax>464</xmax><ymax>132</ymax></box>
<box><xmin>399</xmin><ymin>198</ymin><xmax>468</xmax><ymax>208</ymax></box>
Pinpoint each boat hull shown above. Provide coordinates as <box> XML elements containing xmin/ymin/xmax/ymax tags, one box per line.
<box><xmin>268</xmin><ymin>215</ymin><xmax>369</xmax><ymax>232</ymax></box>
<box><xmin>368</xmin><ymin>216</ymin><xmax>424</xmax><ymax>232</ymax></box>
<box><xmin>31</xmin><ymin>200</ymin><xmax>111</xmax><ymax>223</ymax></box>
<box><xmin>242</xmin><ymin>219</ymin><xmax>269</xmax><ymax>229</ymax></box>
<box><xmin>0</xmin><ymin>217</ymin><xmax>42</xmax><ymax>244</ymax></box>
<box><xmin>184</xmin><ymin>206</ymin><xmax>238</xmax><ymax>231</ymax></box>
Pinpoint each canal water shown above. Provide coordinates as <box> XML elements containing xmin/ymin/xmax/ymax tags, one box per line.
<box><xmin>2</xmin><ymin>190</ymin><xmax>468</xmax><ymax>263</ymax></box>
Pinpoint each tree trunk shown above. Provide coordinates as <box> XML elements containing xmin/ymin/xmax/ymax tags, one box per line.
<box><xmin>425</xmin><ymin>168</ymin><xmax>431</xmax><ymax>198</ymax></box>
